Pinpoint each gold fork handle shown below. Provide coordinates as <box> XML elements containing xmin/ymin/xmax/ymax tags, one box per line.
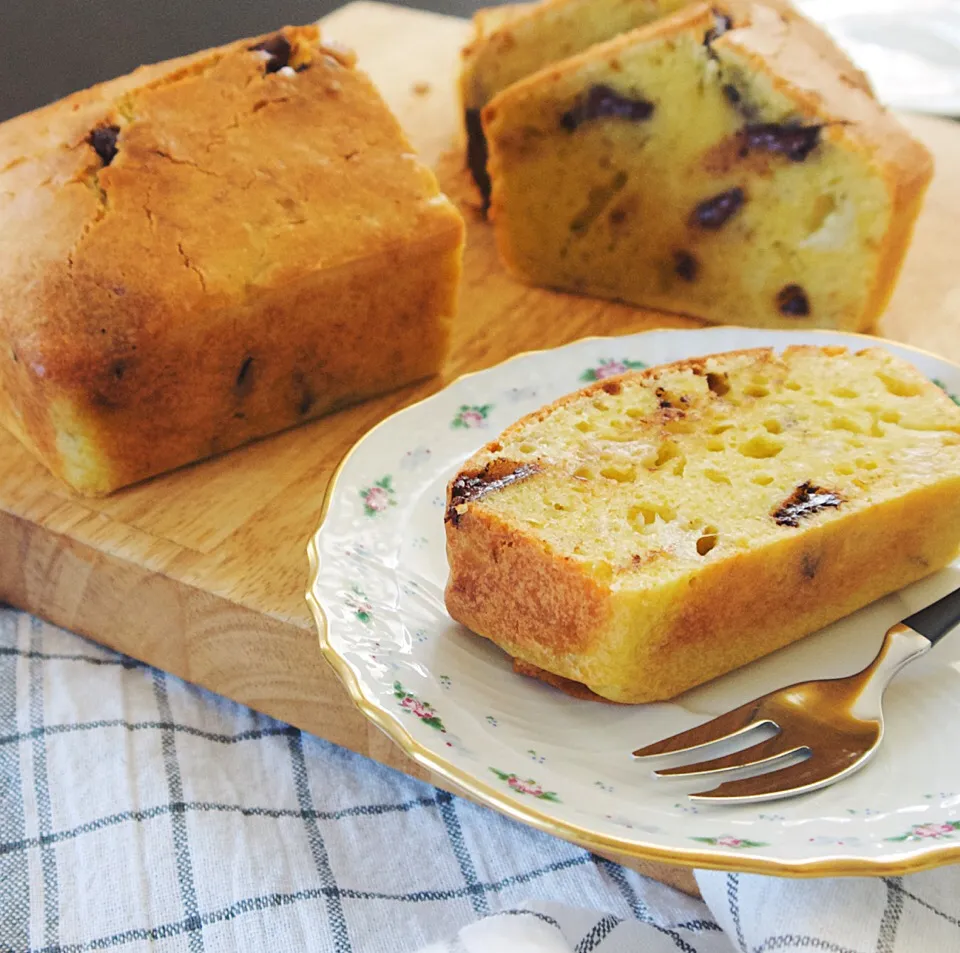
<box><xmin>850</xmin><ymin>623</ymin><xmax>932</xmax><ymax>720</ymax></box>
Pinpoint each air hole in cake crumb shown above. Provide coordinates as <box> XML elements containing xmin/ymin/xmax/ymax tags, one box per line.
<box><xmin>706</xmin><ymin>437</ymin><xmax>725</xmax><ymax>452</ymax></box>
<box><xmin>600</xmin><ymin>463</ymin><xmax>637</xmax><ymax>483</ymax></box>
<box><xmin>706</xmin><ymin>372</ymin><xmax>730</xmax><ymax>397</ymax></box>
<box><xmin>626</xmin><ymin>407</ymin><xmax>646</xmax><ymax>419</ymax></box>
<box><xmin>744</xmin><ymin>384</ymin><xmax>770</xmax><ymax>398</ymax></box>
<box><xmin>834</xmin><ymin>462</ymin><xmax>855</xmax><ymax>475</ymax></box>
<box><xmin>575</xmin><ymin>420</ymin><xmax>596</xmax><ymax>433</ymax></box>
<box><xmin>88</xmin><ymin>125</ymin><xmax>120</xmax><ymax>166</ymax></box>
<box><xmin>592</xmin><ymin>398</ymin><xmax>610</xmax><ymax>411</ymax></box>
<box><xmin>704</xmin><ymin>468</ymin><xmax>731</xmax><ymax>485</ymax></box>
<box><xmin>784</xmin><ymin>380</ymin><xmax>802</xmax><ymax>391</ymax></box>
<box><xmin>807</xmin><ymin>193</ymin><xmax>838</xmax><ymax>234</ymax></box>
<box><xmin>856</xmin><ymin>458</ymin><xmax>878</xmax><ymax>471</ymax></box>
<box><xmin>763</xmin><ymin>418</ymin><xmax>783</xmax><ymax>434</ymax></box>
<box><xmin>709</xmin><ymin>421</ymin><xmax>734</xmax><ymax>434</ymax></box>
<box><xmin>752</xmin><ymin>473</ymin><xmax>774</xmax><ymax>486</ymax></box>
<box><xmin>879</xmin><ymin>410</ymin><xmax>901</xmax><ymax>423</ymax></box>
<box><xmin>827</xmin><ymin>415</ymin><xmax>864</xmax><ymax>434</ymax></box>
<box><xmin>876</xmin><ymin>370</ymin><xmax>922</xmax><ymax>397</ymax></box>
<box><xmin>696</xmin><ymin>531</ymin><xmax>719</xmax><ymax>556</ymax></box>
<box><xmin>739</xmin><ymin>433</ymin><xmax>783</xmax><ymax>459</ymax></box>
<box><xmin>653</xmin><ymin>441</ymin><xmax>682</xmax><ymax>468</ymax></box>
<box><xmin>573</xmin><ymin>464</ymin><xmax>595</xmax><ymax>479</ymax></box>
<box><xmin>629</xmin><ymin>503</ymin><xmax>676</xmax><ymax>528</ymax></box>
<box><xmin>832</xmin><ymin>385</ymin><xmax>858</xmax><ymax>399</ymax></box>
<box><xmin>518</xmin><ymin>443</ymin><xmax>536</xmax><ymax>454</ymax></box>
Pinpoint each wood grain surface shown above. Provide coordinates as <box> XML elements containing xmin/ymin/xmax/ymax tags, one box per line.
<box><xmin>2</xmin><ymin>1</ymin><xmax>958</xmax><ymax>894</ymax></box>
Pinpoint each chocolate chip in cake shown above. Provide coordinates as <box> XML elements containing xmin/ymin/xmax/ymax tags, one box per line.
<box><xmin>773</xmin><ymin>481</ymin><xmax>843</xmax><ymax>527</ymax></box>
<box><xmin>465</xmin><ymin>108</ymin><xmax>492</xmax><ymax>212</ymax></box>
<box><xmin>776</xmin><ymin>284</ymin><xmax>811</xmax><ymax>317</ymax></box>
<box><xmin>88</xmin><ymin>125</ymin><xmax>120</xmax><ymax>166</ymax></box>
<box><xmin>251</xmin><ymin>34</ymin><xmax>292</xmax><ymax>74</ymax></box>
<box><xmin>560</xmin><ymin>84</ymin><xmax>654</xmax><ymax>132</ymax></box>
<box><xmin>673</xmin><ymin>250</ymin><xmax>699</xmax><ymax>282</ymax></box>
<box><xmin>446</xmin><ymin>460</ymin><xmax>542</xmax><ymax>525</ymax></box>
<box><xmin>740</xmin><ymin>123</ymin><xmax>822</xmax><ymax>162</ymax></box>
<box><xmin>703</xmin><ymin>9</ymin><xmax>733</xmax><ymax>51</ymax></box>
<box><xmin>235</xmin><ymin>356</ymin><xmax>255</xmax><ymax>397</ymax></box>
<box><xmin>689</xmin><ymin>187</ymin><xmax>745</xmax><ymax>229</ymax></box>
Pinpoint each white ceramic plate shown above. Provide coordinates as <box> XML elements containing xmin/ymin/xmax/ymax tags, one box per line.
<box><xmin>307</xmin><ymin>327</ymin><xmax>960</xmax><ymax>876</ymax></box>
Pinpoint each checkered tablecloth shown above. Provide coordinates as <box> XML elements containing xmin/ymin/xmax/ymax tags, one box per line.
<box><xmin>2</xmin><ymin>607</ymin><xmax>958</xmax><ymax>953</ymax></box>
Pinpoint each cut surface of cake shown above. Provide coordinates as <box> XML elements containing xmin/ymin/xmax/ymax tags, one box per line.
<box><xmin>444</xmin><ymin>346</ymin><xmax>960</xmax><ymax>703</ymax></box>
<box><xmin>0</xmin><ymin>25</ymin><xmax>464</xmax><ymax>495</ymax></box>
<box><xmin>459</xmin><ymin>0</ymin><xmax>692</xmax><ymax>205</ymax></box>
<box><xmin>482</xmin><ymin>0</ymin><xmax>931</xmax><ymax>330</ymax></box>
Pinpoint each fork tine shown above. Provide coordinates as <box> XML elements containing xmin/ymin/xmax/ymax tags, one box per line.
<box><xmin>653</xmin><ymin>743</ymin><xmax>808</xmax><ymax>779</ymax></box>
<box><xmin>632</xmin><ymin>698</ymin><xmax>771</xmax><ymax>759</ymax></box>
<box><xmin>689</xmin><ymin>747</ymin><xmax>875</xmax><ymax>803</ymax></box>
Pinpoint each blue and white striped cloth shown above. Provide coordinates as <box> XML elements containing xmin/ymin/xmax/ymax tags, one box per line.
<box><xmin>1</xmin><ymin>607</ymin><xmax>957</xmax><ymax>952</ymax></box>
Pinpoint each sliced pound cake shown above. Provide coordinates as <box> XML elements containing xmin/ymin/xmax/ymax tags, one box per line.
<box><xmin>460</xmin><ymin>0</ymin><xmax>691</xmax><ymax>207</ymax></box>
<box><xmin>460</xmin><ymin>0</ymin><xmax>871</xmax><ymax>209</ymax></box>
<box><xmin>444</xmin><ymin>346</ymin><xmax>960</xmax><ymax>703</ymax></box>
<box><xmin>482</xmin><ymin>1</ymin><xmax>932</xmax><ymax>330</ymax></box>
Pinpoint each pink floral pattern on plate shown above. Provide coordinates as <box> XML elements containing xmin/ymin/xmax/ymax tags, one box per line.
<box><xmin>490</xmin><ymin>768</ymin><xmax>560</xmax><ymax>802</ymax></box>
<box><xmin>580</xmin><ymin>357</ymin><xmax>646</xmax><ymax>382</ymax></box>
<box><xmin>360</xmin><ymin>476</ymin><xmax>396</xmax><ymax>517</ymax></box>
<box><xmin>451</xmin><ymin>404</ymin><xmax>493</xmax><ymax>429</ymax></box>
<box><xmin>887</xmin><ymin>821</ymin><xmax>960</xmax><ymax>842</ymax></box>
<box><xmin>393</xmin><ymin>682</ymin><xmax>446</xmax><ymax>732</ymax></box>
<box><xmin>690</xmin><ymin>835</ymin><xmax>768</xmax><ymax>849</ymax></box>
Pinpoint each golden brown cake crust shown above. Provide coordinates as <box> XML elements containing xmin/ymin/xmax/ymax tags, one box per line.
<box><xmin>0</xmin><ymin>26</ymin><xmax>465</xmax><ymax>494</ymax></box>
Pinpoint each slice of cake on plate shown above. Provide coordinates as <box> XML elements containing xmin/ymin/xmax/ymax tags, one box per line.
<box><xmin>482</xmin><ymin>1</ymin><xmax>931</xmax><ymax>330</ymax></box>
<box><xmin>444</xmin><ymin>346</ymin><xmax>960</xmax><ymax>703</ymax></box>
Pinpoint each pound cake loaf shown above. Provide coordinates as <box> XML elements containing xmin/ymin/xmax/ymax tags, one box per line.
<box><xmin>444</xmin><ymin>346</ymin><xmax>960</xmax><ymax>703</ymax></box>
<box><xmin>483</xmin><ymin>0</ymin><xmax>931</xmax><ymax>330</ymax></box>
<box><xmin>0</xmin><ymin>25</ymin><xmax>465</xmax><ymax>495</ymax></box>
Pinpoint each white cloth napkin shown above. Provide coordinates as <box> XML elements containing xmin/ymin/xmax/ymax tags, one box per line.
<box><xmin>4</xmin><ymin>606</ymin><xmax>960</xmax><ymax>953</ymax></box>
<box><xmin>418</xmin><ymin>867</ymin><xmax>960</xmax><ymax>953</ymax></box>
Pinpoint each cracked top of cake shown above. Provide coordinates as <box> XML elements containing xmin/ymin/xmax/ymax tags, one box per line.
<box><xmin>0</xmin><ymin>25</ymin><xmax>462</xmax><ymax>381</ymax></box>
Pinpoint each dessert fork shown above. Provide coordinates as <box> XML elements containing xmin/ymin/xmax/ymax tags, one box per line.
<box><xmin>633</xmin><ymin>585</ymin><xmax>960</xmax><ymax>803</ymax></box>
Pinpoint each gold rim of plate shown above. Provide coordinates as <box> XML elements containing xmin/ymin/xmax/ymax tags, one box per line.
<box><xmin>305</xmin><ymin>325</ymin><xmax>960</xmax><ymax>877</ymax></box>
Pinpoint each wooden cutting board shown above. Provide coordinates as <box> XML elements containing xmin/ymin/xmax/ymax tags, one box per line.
<box><xmin>2</xmin><ymin>0</ymin><xmax>959</xmax><ymax>895</ymax></box>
